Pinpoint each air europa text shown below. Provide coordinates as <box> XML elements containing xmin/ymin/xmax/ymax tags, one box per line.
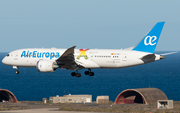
<box><xmin>21</xmin><ymin>51</ymin><xmax>60</xmax><ymax>59</ymax></box>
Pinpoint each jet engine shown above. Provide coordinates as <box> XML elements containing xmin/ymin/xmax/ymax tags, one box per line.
<box><xmin>36</xmin><ymin>60</ymin><xmax>57</xmax><ymax>72</ymax></box>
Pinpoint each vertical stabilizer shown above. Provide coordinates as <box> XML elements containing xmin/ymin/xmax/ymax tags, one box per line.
<box><xmin>133</xmin><ymin>22</ymin><xmax>165</xmax><ymax>53</ymax></box>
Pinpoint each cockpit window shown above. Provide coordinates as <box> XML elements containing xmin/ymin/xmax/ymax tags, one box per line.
<box><xmin>7</xmin><ymin>54</ymin><xmax>10</xmax><ymax>57</ymax></box>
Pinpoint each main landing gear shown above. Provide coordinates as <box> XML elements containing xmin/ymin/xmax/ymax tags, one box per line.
<box><xmin>84</xmin><ymin>69</ymin><xmax>94</xmax><ymax>76</ymax></box>
<box><xmin>13</xmin><ymin>66</ymin><xmax>19</xmax><ymax>74</ymax></box>
<box><xmin>71</xmin><ymin>70</ymin><xmax>81</xmax><ymax>77</ymax></box>
<box><xmin>71</xmin><ymin>69</ymin><xmax>94</xmax><ymax>77</ymax></box>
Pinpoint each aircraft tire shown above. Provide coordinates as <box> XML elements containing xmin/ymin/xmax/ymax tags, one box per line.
<box><xmin>89</xmin><ymin>72</ymin><xmax>94</xmax><ymax>76</ymax></box>
<box><xmin>84</xmin><ymin>71</ymin><xmax>89</xmax><ymax>75</ymax></box>
<box><xmin>76</xmin><ymin>73</ymin><xmax>81</xmax><ymax>77</ymax></box>
<box><xmin>71</xmin><ymin>72</ymin><xmax>76</xmax><ymax>76</ymax></box>
<box><xmin>15</xmin><ymin>70</ymin><xmax>19</xmax><ymax>74</ymax></box>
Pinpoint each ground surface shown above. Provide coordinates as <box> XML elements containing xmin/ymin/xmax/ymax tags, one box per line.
<box><xmin>0</xmin><ymin>101</ymin><xmax>180</xmax><ymax>113</ymax></box>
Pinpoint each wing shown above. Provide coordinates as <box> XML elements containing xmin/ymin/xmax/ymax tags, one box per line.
<box><xmin>56</xmin><ymin>46</ymin><xmax>83</xmax><ymax>70</ymax></box>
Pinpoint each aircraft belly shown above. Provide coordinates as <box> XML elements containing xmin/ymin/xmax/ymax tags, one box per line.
<box><xmin>13</xmin><ymin>58</ymin><xmax>38</xmax><ymax>67</ymax></box>
<box><xmin>93</xmin><ymin>59</ymin><xmax>121</xmax><ymax>68</ymax></box>
<box><xmin>78</xmin><ymin>60</ymin><xmax>100</xmax><ymax>68</ymax></box>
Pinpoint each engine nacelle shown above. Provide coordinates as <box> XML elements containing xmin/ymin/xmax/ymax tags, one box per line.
<box><xmin>36</xmin><ymin>60</ymin><xmax>57</xmax><ymax>72</ymax></box>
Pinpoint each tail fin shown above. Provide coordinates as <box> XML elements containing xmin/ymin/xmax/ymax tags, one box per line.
<box><xmin>133</xmin><ymin>22</ymin><xmax>165</xmax><ymax>53</ymax></box>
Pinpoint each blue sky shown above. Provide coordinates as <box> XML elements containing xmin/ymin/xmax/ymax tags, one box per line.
<box><xmin>0</xmin><ymin>0</ymin><xmax>179</xmax><ymax>52</ymax></box>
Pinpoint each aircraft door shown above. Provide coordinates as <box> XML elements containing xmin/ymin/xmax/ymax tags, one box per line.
<box><xmin>89</xmin><ymin>54</ymin><xmax>93</xmax><ymax>61</ymax></box>
<box><xmin>122</xmin><ymin>54</ymin><xmax>127</xmax><ymax>61</ymax></box>
<box><xmin>122</xmin><ymin>53</ymin><xmax>128</xmax><ymax>67</ymax></box>
<box><xmin>89</xmin><ymin>51</ymin><xmax>95</xmax><ymax>61</ymax></box>
<box><xmin>14</xmin><ymin>52</ymin><xmax>19</xmax><ymax>61</ymax></box>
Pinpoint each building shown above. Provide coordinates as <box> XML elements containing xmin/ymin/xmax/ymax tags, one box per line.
<box><xmin>49</xmin><ymin>94</ymin><xmax>92</xmax><ymax>103</ymax></box>
<box><xmin>157</xmin><ymin>100</ymin><xmax>173</xmax><ymax>109</ymax></box>
<box><xmin>115</xmin><ymin>88</ymin><xmax>168</xmax><ymax>104</ymax></box>
<box><xmin>0</xmin><ymin>89</ymin><xmax>17</xmax><ymax>103</ymax></box>
<box><xmin>96</xmin><ymin>96</ymin><xmax>109</xmax><ymax>104</ymax></box>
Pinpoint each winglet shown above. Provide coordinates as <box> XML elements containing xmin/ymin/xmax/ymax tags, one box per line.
<box><xmin>133</xmin><ymin>22</ymin><xmax>165</xmax><ymax>53</ymax></box>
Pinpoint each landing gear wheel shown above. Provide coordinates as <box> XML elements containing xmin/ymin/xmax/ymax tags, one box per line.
<box><xmin>84</xmin><ymin>69</ymin><xmax>95</xmax><ymax>76</ymax></box>
<box><xmin>84</xmin><ymin>71</ymin><xmax>89</xmax><ymax>75</ymax></box>
<box><xmin>15</xmin><ymin>70</ymin><xmax>19</xmax><ymax>74</ymax></box>
<box><xmin>89</xmin><ymin>72</ymin><xmax>94</xmax><ymax>76</ymax></box>
<box><xmin>76</xmin><ymin>73</ymin><xmax>81</xmax><ymax>77</ymax></box>
<box><xmin>71</xmin><ymin>72</ymin><xmax>76</xmax><ymax>76</ymax></box>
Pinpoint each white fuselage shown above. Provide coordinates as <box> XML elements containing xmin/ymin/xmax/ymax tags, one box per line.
<box><xmin>2</xmin><ymin>48</ymin><xmax>161</xmax><ymax>69</ymax></box>
<box><xmin>1</xmin><ymin>22</ymin><xmax>166</xmax><ymax>76</ymax></box>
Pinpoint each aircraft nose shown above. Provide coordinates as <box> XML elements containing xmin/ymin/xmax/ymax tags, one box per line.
<box><xmin>2</xmin><ymin>57</ymin><xmax>8</xmax><ymax>64</ymax></box>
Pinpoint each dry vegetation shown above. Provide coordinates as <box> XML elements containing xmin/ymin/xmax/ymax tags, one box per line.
<box><xmin>0</xmin><ymin>103</ymin><xmax>29</xmax><ymax>111</ymax></box>
<box><xmin>1</xmin><ymin>101</ymin><xmax>180</xmax><ymax>112</ymax></box>
<box><xmin>58</xmin><ymin>103</ymin><xmax>176</xmax><ymax>113</ymax></box>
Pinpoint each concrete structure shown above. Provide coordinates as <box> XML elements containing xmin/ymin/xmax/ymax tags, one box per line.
<box><xmin>115</xmin><ymin>88</ymin><xmax>168</xmax><ymax>104</ymax></box>
<box><xmin>96</xmin><ymin>96</ymin><xmax>109</xmax><ymax>104</ymax></box>
<box><xmin>42</xmin><ymin>98</ymin><xmax>47</xmax><ymax>104</ymax></box>
<box><xmin>49</xmin><ymin>94</ymin><xmax>92</xmax><ymax>103</ymax></box>
<box><xmin>157</xmin><ymin>100</ymin><xmax>173</xmax><ymax>109</ymax></box>
<box><xmin>0</xmin><ymin>89</ymin><xmax>17</xmax><ymax>103</ymax></box>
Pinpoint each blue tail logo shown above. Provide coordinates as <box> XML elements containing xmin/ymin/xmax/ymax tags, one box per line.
<box><xmin>144</xmin><ymin>36</ymin><xmax>157</xmax><ymax>46</ymax></box>
<box><xmin>133</xmin><ymin>22</ymin><xmax>165</xmax><ymax>53</ymax></box>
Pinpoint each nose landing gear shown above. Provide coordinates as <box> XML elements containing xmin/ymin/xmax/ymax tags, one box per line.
<box><xmin>13</xmin><ymin>66</ymin><xmax>19</xmax><ymax>74</ymax></box>
<box><xmin>15</xmin><ymin>70</ymin><xmax>19</xmax><ymax>74</ymax></box>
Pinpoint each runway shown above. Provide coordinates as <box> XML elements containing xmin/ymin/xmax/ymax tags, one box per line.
<box><xmin>0</xmin><ymin>108</ymin><xmax>103</xmax><ymax>113</ymax></box>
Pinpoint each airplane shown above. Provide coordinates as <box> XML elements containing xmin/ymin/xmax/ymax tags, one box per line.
<box><xmin>2</xmin><ymin>22</ymin><xmax>166</xmax><ymax>77</ymax></box>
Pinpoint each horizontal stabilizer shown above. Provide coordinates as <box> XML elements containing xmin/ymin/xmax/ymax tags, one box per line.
<box><xmin>123</xmin><ymin>46</ymin><xmax>135</xmax><ymax>50</ymax></box>
<box><xmin>160</xmin><ymin>52</ymin><xmax>178</xmax><ymax>56</ymax></box>
<box><xmin>140</xmin><ymin>54</ymin><xmax>155</xmax><ymax>59</ymax></box>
